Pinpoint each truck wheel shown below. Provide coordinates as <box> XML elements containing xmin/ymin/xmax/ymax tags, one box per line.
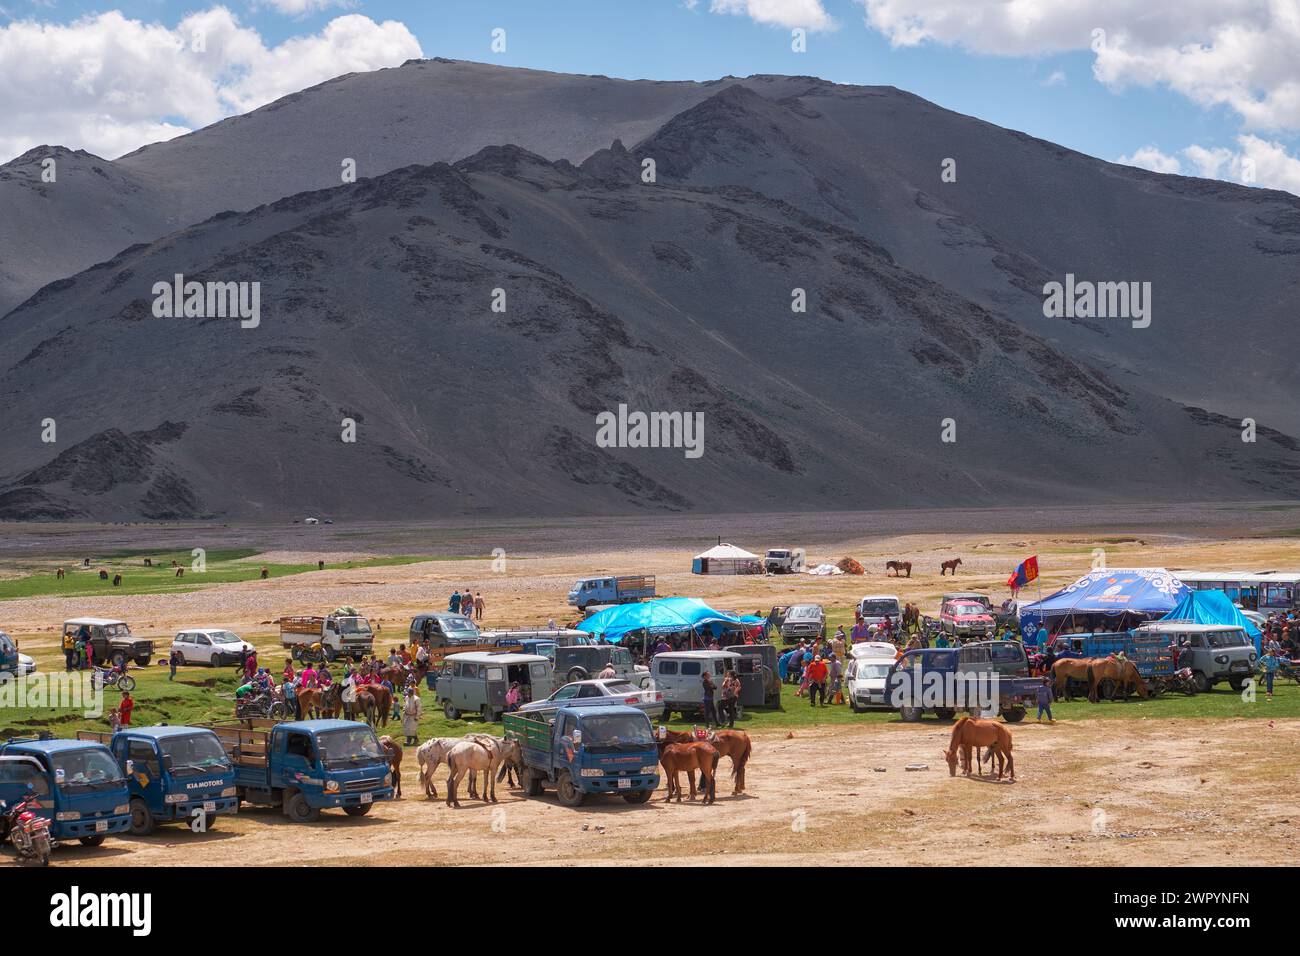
<box><xmin>291</xmin><ymin>646</ymin><xmax>303</xmax><ymax>662</ymax></box>
<box><xmin>284</xmin><ymin>791</ymin><xmax>321</xmax><ymax>823</ymax></box>
<box><xmin>1001</xmin><ymin>707</ymin><xmax>1027</xmax><ymax>723</ymax></box>
<box><xmin>567</xmin><ymin>667</ymin><xmax>589</xmax><ymax>683</ymax></box>
<box><xmin>323</xmin><ymin>646</ymin><xmax>336</xmax><ymax>663</ymax></box>
<box><xmin>622</xmin><ymin>789</ymin><xmax>653</xmax><ymax>804</ymax></box>
<box><xmin>1228</xmin><ymin>676</ymin><xmax>1247</xmax><ymax>692</ymax></box>
<box><xmin>343</xmin><ymin>804</ymin><xmax>372</xmax><ymax>817</ymax></box>
<box><xmin>899</xmin><ymin>706</ymin><xmax>923</xmax><ymax>723</ymax></box>
<box><xmin>129</xmin><ymin>797</ymin><xmax>155</xmax><ymax>836</ymax></box>
<box><xmin>443</xmin><ymin>700</ymin><xmax>460</xmax><ymax>720</ymax></box>
<box><xmin>522</xmin><ymin>769</ymin><xmax>543</xmax><ymax>796</ymax></box>
<box><xmin>79</xmin><ymin>835</ymin><xmax>106</xmax><ymax>847</ymax></box>
<box><xmin>555</xmin><ymin>771</ymin><xmax>585</xmax><ymax>807</ymax></box>
<box><xmin>935</xmin><ymin>708</ymin><xmax>956</xmax><ymax>721</ymax></box>
<box><xmin>481</xmin><ymin>705</ymin><xmax>498</xmax><ymax>722</ymax></box>
<box><xmin>110</xmin><ymin>651</ymin><xmax>127</xmax><ymax>668</ymax></box>
<box><xmin>850</xmin><ymin>701</ymin><xmax>862</xmax><ymax>713</ymax></box>
<box><xmin>1192</xmin><ymin>671</ymin><xmax>1211</xmax><ymax>693</ymax></box>
<box><xmin>134</xmin><ymin>656</ymin><xmax>150</xmax><ymax>668</ymax></box>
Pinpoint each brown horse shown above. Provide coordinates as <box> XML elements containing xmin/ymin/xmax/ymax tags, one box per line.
<box><xmin>657</xmin><ymin>740</ymin><xmax>719</xmax><ymax>804</ymax></box>
<box><xmin>360</xmin><ymin>682</ymin><xmax>393</xmax><ymax>727</ymax></box>
<box><xmin>886</xmin><ymin>560</ymin><xmax>912</xmax><ymax>578</ymax></box>
<box><xmin>940</xmin><ymin>558</ymin><xmax>963</xmax><ymax>575</ymax></box>
<box><xmin>55</xmin><ymin>567</ymin><xmax>65</xmax><ymax>580</ymax></box>
<box><xmin>901</xmin><ymin>603</ymin><xmax>920</xmax><ymax>632</ymax></box>
<box><xmin>295</xmin><ymin>687</ymin><xmax>323</xmax><ymax>718</ymax></box>
<box><xmin>378</xmin><ymin>735</ymin><xmax>403</xmax><ymax>797</ymax></box>
<box><xmin>1051</xmin><ymin>657</ymin><xmax>1096</xmax><ymax>702</ymax></box>
<box><xmin>112</xmin><ymin>573</ymin><xmax>122</xmax><ymax>587</ymax></box>
<box><xmin>662</xmin><ymin>729</ymin><xmax>752</xmax><ymax>794</ymax></box>
<box><xmin>98</xmin><ymin>569</ymin><xmax>108</xmax><ymax>580</ymax></box>
<box><xmin>943</xmin><ymin>716</ymin><xmax>1014</xmax><ymax>781</ymax></box>
<box><xmin>1087</xmin><ymin>657</ymin><xmax>1149</xmax><ymax>702</ymax></box>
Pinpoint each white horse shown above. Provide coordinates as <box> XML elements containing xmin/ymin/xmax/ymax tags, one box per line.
<box><xmin>445</xmin><ymin>738</ymin><xmax>501</xmax><ymax>807</ymax></box>
<box><xmin>463</xmin><ymin>733</ymin><xmax>524</xmax><ymax>796</ymax></box>
<box><xmin>416</xmin><ymin>737</ymin><xmax>465</xmax><ymax>799</ymax></box>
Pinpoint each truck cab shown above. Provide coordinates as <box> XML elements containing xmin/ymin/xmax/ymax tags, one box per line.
<box><xmin>62</xmin><ymin>617</ymin><xmax>154</xmax><ymax>668</ymax></box>
<box><xmin>554</xmin><ymin>644</ymin><xmax>649</xmax><ymax>687</ymax></box>
<box><xmin>409</xmin><ymin>612</ymin><xmax>482</xmax><ymax>647</ymax></box>
<box><xmin>504</xmin><ymin>704</ymin><xmax>660</xmax><ymax>807</ymax></box>
<box><xmin>566</xmin><ymin>574</ymin><xmax>656</xmax><ymax>610</ymax></box>
<box><xmin>281</xmin><ymin>613</ymin><xmax>374</xmax><ymax>662</ymax></box>
<box><xmin>764</xmin><ymin>549</ymin><xmax>805</xmax><ymax>574</ymax></box>
<box><xmin>780</xmin><ymin>604</ymin><xmax>826</xmax><ymax>643</ymax></box>
<box><xmin>0</xmin><ymin>737</ymin><xmax>131</xmax><ymax>846</ymax></box>
<box><xmin>209</xmin><ymin>719</ymin><xmax>394</xmax><ymax>822</ymax></box>
<box><xmin>885</xmin><ymin>645</ymin><xmax>1037</xmax><ymax>723</ymax></box>
<box><xmin>79</xmin><ymin>726</ymin><xmax>238</xmax><ymax>835</ymax></box>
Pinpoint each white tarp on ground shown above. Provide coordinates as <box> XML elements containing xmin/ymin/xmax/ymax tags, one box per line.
<box><xmin>806</xmin><ymin>563</ymin><xmax>844</xmax><ymax>575</ymax></box>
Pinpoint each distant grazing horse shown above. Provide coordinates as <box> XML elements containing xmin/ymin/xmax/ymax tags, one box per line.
<box><xmin>943</xmin><ymin>716</ymin><xmax>1014</xmax><ymax>781</ymax></box>
<box><xmin>55</xmin><ymin>568</ymin><xmax>65</xmax><ymax>580</ymax></box>
<box><xmin>886</xmin><ymin>560</ymin><xmax>912</xmax><ymax>578</ymax></box>
<box><xmin>144</xmin><ymin>558</ymin><xmax>152</xmax><ymax>567</ymax></box>
<box><xmin>378</xmin><ymin>735</ymin><xmax>403</xmax><ymax>797</ymax></box>
<box><xmin>940</xmin><ymin>558</ymin><xmax>963</xmax><ymax>576</ymax></box>
<box><xmin>661</xmin><ymin>729</ymin><xmax>752</xmax><ymax>795</ymax></box>
<box><xmin>657</xmin><ymin>740</ymin><xmax>719</xmax><ymax>804</ymax></box>
<box><xmin>1051</xmin><ymin>658</ymin><xmax>1097</xmax><ymax>702</ymax></box>
<box><xmin>1087</xmin><ymin>657</ymin><xmax>1149</xmax><ymax>703</ymax></box>
<box><xmin>175</xmin><ymin>567</ymin><xmax>184</xmax><ymax>577</ymax></box>
<box><xmin>98</xmin><ymin>569</ymin><xmax>109</xmax><ymax>580</ymax></box>
<box><xmin>83</xmin><ymin>557</ymin><xmax>91</xmax><ymax>567</ymax></box>
<box><xmin>260</xmin><ymin>567</ymin><xmax>269</xmax><ymax>579</ymax></box>
<box><xmin>112</xmin><ymin>574</ymin><xmax>122</xmax><ymax>587</ymax></box>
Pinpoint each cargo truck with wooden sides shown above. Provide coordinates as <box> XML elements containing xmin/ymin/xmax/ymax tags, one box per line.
<box><xmin>566</xmin><ymin>574</ymin><xmax>656</xmax><ymax>610</ymax></box>
<box><xmin>279</xmin><ymin>609</ymin><xmax>374</xmax><ymax>663</ymax></box>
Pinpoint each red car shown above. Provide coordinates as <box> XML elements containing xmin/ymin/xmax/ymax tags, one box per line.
<box><xmin>940</xmin><ymin>600</ymin><xmax>995</xmax><ymax>639</ymax></box>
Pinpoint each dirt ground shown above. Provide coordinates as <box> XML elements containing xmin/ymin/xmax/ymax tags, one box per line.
<box><xmin>43</xmin><ymin>717</ymin><xmax>1299</xmax><ymax>867</ymax></box>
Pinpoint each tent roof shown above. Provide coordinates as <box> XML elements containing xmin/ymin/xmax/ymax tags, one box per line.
<box><xmin>576</xmin><ymin>597</ymin><xmax>747</xmax><ymax>642</ymax></box>
<box><xmin>1019</xmin><ymin>568</ymin><xmax>1189</xmax><ymax>617</ymax></box>
<box><xmin>694</xmin><ymin>543</ymin><xmax>759</xmax><ymax>560</ymax></box>
<box><xmin>1161</xmin><ymin>590</ymin><xmax>1261</xmax><ymax>638</ymax></box>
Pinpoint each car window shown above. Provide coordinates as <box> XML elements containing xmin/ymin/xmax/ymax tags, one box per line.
<box><xmin>129</xmin><ymin>740</ymin><xmax>161</xmax><ymax>777</ymax></box>
<box><xmin>681</xmin><ymin>661</ymin><xmax>701</xmax><ymax>675</ymax></box>
<box><xmin>552</xmin><ymin>685</ymin><xmax>580</xmax><ymax>700</ymax></box>
<box><xmin>577</xmin><ymin>685</ymin><xmax>604</xmax><ymax>698</ymax></box>
<box><xmin>485</xmin><ymin>667</ymin><xmax>504</xmax><ymax>681</ymax></box>
<box><xmin>530</xmin><ymin>663</ymin><xmax>549</xmax><ymax>678</ymax></box>
<box><xmin>605</xmin><ymin>681</ymin><xmax>638</xmax><ymax>694</ymax></box>
<box><xmin>656</xmin><ymin>661</ymin><xmax>678</xmax><ymax>675</ymax></box>
<box><xmin>991</xmin><ymin>644</ymin><xmax>1023</xmax><ymax>662</ymax></box>
<box><xmin>0</xmin><ymin>761</ymin><xmax>51</xmax><ymax>795</ymax></box>
<box><xmin>714</xmin><ymin>661</ymin><xmax>727</xmax><ymax>674</ymax></box>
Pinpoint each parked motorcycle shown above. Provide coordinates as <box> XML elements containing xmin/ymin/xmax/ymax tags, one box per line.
<box><xmin>235</xmin><ymin>691</ymin><xmax>287</xmax><ymax>720</ymax></box>
<box><xmin>90</xmin><ymin>665</ymin><xmax>135</xmax><ymax>693</ymax></box>
<box><xmin>1150</xmin><ymin>666</ymin><xmax>1198</xmax><ymax>697</ymax></box>
<box><xmin>1</xmin><ymin>787</ymin><xmax>52</xmax><ymax>866</ymax></box>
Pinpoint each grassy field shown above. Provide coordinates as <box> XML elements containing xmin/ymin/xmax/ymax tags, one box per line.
<box><xmin>4</xmin><ymin>630</ymin><xmax>1298</xmax><ymax>742</ymax></box>
<box><xmin>0</xmin><ymin>551</ymin><xmax>433</xmax><ymax>601</ymax></box>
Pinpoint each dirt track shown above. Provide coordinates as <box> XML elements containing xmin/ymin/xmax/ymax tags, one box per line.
<box><xmin>38</xmin><ymin>717</ymin><xmax>1298</xmax><ymax>868</ymax></box>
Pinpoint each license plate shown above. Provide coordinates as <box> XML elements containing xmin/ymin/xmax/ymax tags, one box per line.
<box><xmin>617</xmin><ymin>778</ymin><xmax>630</xmax><ymax>789</ymax></box>
<box><xmin>96</xmin><ymin>821</ymin><xmax>108</xmax><ymax>833</ymax></box>
<box><xmin>360</xmin><ymin>792</ymin><xmax>373</xmax><ymax>803</ymax></box>
<box><xmin>203</xmin><ymin>801</ymin><xmax>216</xmax><ymax>813</ymax></box>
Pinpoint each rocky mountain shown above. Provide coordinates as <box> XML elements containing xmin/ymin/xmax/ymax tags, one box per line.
<box><xmin>2</xmin><ymin>59</ymin><xmax>1298</xmax><ymax>520</ymax></box>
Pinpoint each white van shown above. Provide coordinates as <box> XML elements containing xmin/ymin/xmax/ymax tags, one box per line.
<box><xmin>858</xmin><ymin>595</ymin><xmax>902</xmax><ymax>626</ymax></box>
<box><xmin>649</xmin><ymin>650</ymin><xmax>742</xmax><ymax>719</ymax></box>
<box><xmin>845</xmin><ymin>655</ymin><xmax>894</xmax><ymax>711</ymax></box>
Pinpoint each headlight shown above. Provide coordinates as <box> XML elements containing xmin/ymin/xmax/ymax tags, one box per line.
<box><xmin>1215</xmin><ymin>655</ymin><xmax>1229</xmax><ymax>665</ymax></box>
<box><xmin>56</xmin><ymin>811</ymin><xmax>81</xmax><ymax>821</ymax></box>
<box><xmin>114</xmin><ymin>804</ymin><xmax>130</xmax><ymax>815</ymax></box>
<box><xmin>579</xmin><ymin>768</ymin><xmax>604</xmax><ymax>778</ymax></box>
<box><xmin>639</xmin><ymin>765</ymin><xmax>658</xmax><ymax>775</ymax></box>
<box><xmin>165</xmin><ymin>794</ymin><xmax>186</xmax><ymax>804</ymax></box>
<box><xmin>221</xmin><ymin>787</ymin><xmax>237</xmax><ymax>798</ymax></box>
<box><xmin>383</xmin><ymin>773</ymin><xmax>392</xmax><ymax>786</ymax></box>
<box><xmin>324</xmin><ymin>780</ymin><xmax>340</xmax><ymax>793</ymax></box>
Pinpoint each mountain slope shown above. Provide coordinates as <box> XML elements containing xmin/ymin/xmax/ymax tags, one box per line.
<box><xmin>2</xmin><ymin>148</ymin><xmax>1296</xmax><ymax>520</ymax></box>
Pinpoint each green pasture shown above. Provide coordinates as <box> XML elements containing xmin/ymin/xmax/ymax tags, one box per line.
<box><xmin>0</xmin><ymin>551</ymin><xmax>433</xmax><ymax>601</ymax></box>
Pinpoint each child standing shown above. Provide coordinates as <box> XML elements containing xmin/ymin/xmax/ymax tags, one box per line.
<box><xmin>1036</xmin><ymin>677</ymin><xmax>1055</xmax><ymax>723</ymax></box>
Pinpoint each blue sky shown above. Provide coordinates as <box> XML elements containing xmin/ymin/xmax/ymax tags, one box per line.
<box><xmin>2</xmin><ymin>0</ymin><xmax>1297</xmax><ymax>193</ymax></box>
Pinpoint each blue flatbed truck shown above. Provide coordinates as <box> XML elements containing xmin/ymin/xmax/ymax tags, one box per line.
<box><xmin>0</xmin><ymin>737</ymin><xmax>131</xmax><ymax>847</ymax></box>
<box><xmin>886</xmin><ymin>645</ymin><xmax>1042</xmax><ymax>722</ymax></box>
<box><xmin>205</xmin><ymin>718</ymin><xmax>394</xmax><ymax>823</ymax></box>
<box><xmin>503</xmin><ymin>704</ymin><xmax>660</xmax><ymax>807</ymax></box>
<box><xmin>77</xmin><ymin>726</ymin><xmax>239</xmax><ymax>835</ymax></box>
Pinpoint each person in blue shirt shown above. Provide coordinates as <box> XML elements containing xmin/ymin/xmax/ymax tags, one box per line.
<box><xmin>1036</xmin><ymin>677</ymin><xmax>1055</xmax><ymax>723</ymax></box>
<box><xmin>1259</xmin><ymin>649</ymin><xmax>1280</xmax><ymax>701</ymax></box>
<box><xmin>1034</xmin><ymin>624</ymin><xmax>1049</xmax><ymax>648</ymax></box>
<box><xmin>449</xmin><ymin>590</ymin><xmax>462</xmax><ymax>614</ymax></box>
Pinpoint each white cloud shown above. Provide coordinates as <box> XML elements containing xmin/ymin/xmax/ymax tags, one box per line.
<box><xmin>1042</xmin><ymin>69</ymin><xmax>1066</xmax><ymax>87</ymax></box>
<box><xmin>1117</xmin><ymin>145</ymin><xmax>1182</xmax><ymax>174</ymax></box>
<box><xmin>1115</xmin><ymin>136</ymin><xmax>1300</xmax><ymax>195</ymax></box>
<box><xmin>710</xmin><ymin>0</ymin><xmax>836</xmax><ymax>32</ymax></box>
<box><xmin>0</xmin><ymin>8</ymin><xmax>421</xmax><ymax>162</ymax></box>
<box><xmin>261</xmin><ymin>0</ymin><xmax>355</xmax><ymax>15</ymax></box>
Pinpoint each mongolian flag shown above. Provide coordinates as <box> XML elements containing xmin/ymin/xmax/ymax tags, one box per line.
<box><xmin>1007</xmin><ymin>556</ymin><xmax>1039</xmax><ymax>591</ymax></box>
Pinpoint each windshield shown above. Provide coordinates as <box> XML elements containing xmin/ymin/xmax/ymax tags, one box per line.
<box><xmin>161</xmin><ymin>734</ymin><xmax>231</xmax><ymax>776</ymax></box>
<box><xmin>856</xmin><ymin>663</ymin><xmax>892</xmax><ymax>679</ymax></box>
<box><xmin>860</xmin><ymin>601</ymin><xmax>899</xmax><ymax>617</ymax></box>
<box><xmin>207</xmin><ymin>631</ymin><xmax>240</xmax><ymax>645</ymax></box>
<box><xmin>604</xmin><ymin>681</ymin><xmax>639</xmax><ymax>695</ymax></box>
<box><xmin>317</xmin><ymin>728</ymin><xmax>385</xmax><ymax>768</ymax></box>
<box><xmin>580</xmin><ymin>714</ymin><xmax>654</xmax><ymax>752</ymax></box>
<box><xmin>51</xmin><ymin>749</ymin><xmax>125</xmax><ymax>792</ymax></box>
<box><xmin>786</xmin><ymin>606</ymin><xmax>821</xmax><ymax>620</ymax></box>
<box><xmin>949</xmin><ymin>603</ymin><xmax>986</xmax><ymax>616</ymax></box>
<box><xmin>442</xmin><ymin>616</ymin><xmax>478</xmax><ymax>634</ymax></box>
<box><xmin>1207</xmin><ymin>629</ymin><xmax>1249</xmax><ymax>648</ymax></box>
<box><xmin>337</xmin><ymin>617</ymin><xmax>371</xmax><ymax>635</ymax></box>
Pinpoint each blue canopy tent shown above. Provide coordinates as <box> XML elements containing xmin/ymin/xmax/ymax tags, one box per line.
<box><xmin>1018</xmin><ymin>568</ymin><xmax>1191</xmax><ymax>645</ymax></box>
<box><xmin>576</xmin><ymin>597</ymin><xmax>748</xmax><ymax>644</ymax></box>
<box><xmin>1161</xmin><ymin>589</ymin><xmax>1262</xmax><ymax>651</ymax></box>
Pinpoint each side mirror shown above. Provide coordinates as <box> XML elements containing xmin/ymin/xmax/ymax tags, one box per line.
<box><xmin>125</xmin><ymin>759</ymin><xmax>135</xmax><ymax>775</ymax></box>
<box><xmin>571</xmin><ymin>729</ymin><xmax>583</xmax><ymax>747</ymax></box>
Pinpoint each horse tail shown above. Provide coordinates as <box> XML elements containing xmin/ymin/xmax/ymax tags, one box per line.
<box><xmin>732</xmin><ymin>735</ymin><xmax>752</xmax><ymax>780</ymax></box>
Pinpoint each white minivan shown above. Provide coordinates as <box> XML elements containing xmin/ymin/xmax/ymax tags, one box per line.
<box><xmin>649</xmin><ymin>650</ymin><xmax>742</xmax><ymax>719</ymax></box>
<box><xmin>846</xmin><ymin>642</ymin><xmax>897</xmax><ymax>711</ymax></box>
<box><xmin>858</xmin><ymin>595</ymin><xmax>902</xmax><ymax>626</ymax></box>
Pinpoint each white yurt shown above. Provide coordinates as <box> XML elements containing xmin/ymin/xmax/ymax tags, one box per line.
<box><xmin>691</xmin><ymin>543</ymin><xmax>761</xmax><ymax>575</ymax></box>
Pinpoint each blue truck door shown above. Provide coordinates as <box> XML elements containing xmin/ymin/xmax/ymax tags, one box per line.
<box><xmin>122</xmin><ymin>737</ymin><xmax>165</xmax><ymax>812</ymax></box>
<box><xmin>280</xmin><ymin>730</ymin><xmax>316</xmax><ymax>785</ymax></box>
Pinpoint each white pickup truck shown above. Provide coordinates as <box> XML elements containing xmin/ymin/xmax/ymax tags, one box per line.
<box><xmin>279</xmin><ymin>610</ymin><xmax>374</xmax><ymax>662</ymax></box>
